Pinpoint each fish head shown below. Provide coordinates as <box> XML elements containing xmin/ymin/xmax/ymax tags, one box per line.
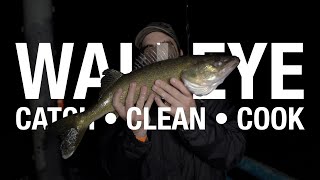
<box><xmin>182</xmin><ymin>55</ymin><xmax>240</xmax><ymax>96</ymax></box>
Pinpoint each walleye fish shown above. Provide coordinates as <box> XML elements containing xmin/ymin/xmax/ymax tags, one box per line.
<box><xmin>47</xmin><ymin>54</ymin><xmax>240</xmax><ymax>159</ymax></box>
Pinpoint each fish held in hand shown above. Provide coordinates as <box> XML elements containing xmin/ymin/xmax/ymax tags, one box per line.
<box><xmin>47</xmin><ymin>54</ymin><xmax>240</xmax><ymax>159</ymax></box>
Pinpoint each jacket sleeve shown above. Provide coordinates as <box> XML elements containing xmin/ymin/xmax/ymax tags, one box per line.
<box><xmin>122</xmin><ymin>128</ymin><xmax>151</xmax><ymax>159</ymax></box>
<box><xmin>176</xmin><ymin>99</ymin><xmax>246</xmax><ymax>170</ymax></box>
<box><xmin>100</xmin><ymin>121</ymin><xmax>151</xmax><ymax>179</ymax></box>
<box><xmin>99</xmin><ymin>75</ymin><xmax>151</xmax><ymax>178</ymax></box>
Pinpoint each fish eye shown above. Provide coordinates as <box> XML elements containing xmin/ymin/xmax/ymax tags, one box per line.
<box><xmin>202</xmin><ymin>64</ymin><xmax>218</xmax><ymax>73</ymax></box>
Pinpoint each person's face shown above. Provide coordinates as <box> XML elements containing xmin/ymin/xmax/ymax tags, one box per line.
<box><xmin>141</xmin><ymin>32</ymin><xmax>182</xmax><ymax>60</ymax></box>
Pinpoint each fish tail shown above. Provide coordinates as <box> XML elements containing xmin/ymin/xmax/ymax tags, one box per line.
<box><xmin>47</xmin><ymin>113</ymin><xmax>88</xmax><ymax>159</ymax></box>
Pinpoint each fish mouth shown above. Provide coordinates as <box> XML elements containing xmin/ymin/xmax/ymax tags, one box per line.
<box><xmin>182</xmin><ymin>58</ymin><xmax>239</xmax><ymax>96</ymax></box>
<box><xmin>182</xmin><ymin>79</ymin><xmax>219</xmax><ymax>96</ymax></box>
<box><xmin>217</xmin><ymin>58</ymin><xmax>240</xmax><ymax>82</ymax></box>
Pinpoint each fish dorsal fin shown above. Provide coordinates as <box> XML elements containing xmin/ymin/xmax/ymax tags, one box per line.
<box><xmin>99</xmin><ymin>69</ymin><xmax>123</xmax><ymax>96</ymax></box>
<box><xmin>133</xmin><ymin>43</ymin><xmax>179</xmax><ymax>70</ymax></box>
<box><xmin>133</xmin><ymin>51</ymin><xmax>157</xmax><ymax>69</ymax></box>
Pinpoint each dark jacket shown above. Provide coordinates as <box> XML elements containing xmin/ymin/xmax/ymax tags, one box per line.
<box><xmin>100</xmin><ymin>99</ymin><xmax>246</xmax><ymax>180</ymax></box>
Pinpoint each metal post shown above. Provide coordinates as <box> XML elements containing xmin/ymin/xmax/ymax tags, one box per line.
<box><xmin>22</xmin><ymin>0</ymin><xmax>64</xmax><ymax>179</ymax></box>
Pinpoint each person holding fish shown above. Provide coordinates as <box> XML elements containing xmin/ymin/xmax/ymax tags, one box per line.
<box><xmin>99</xmin><ymin>22</ymin><xmax>246</xmax><ymax>180</ymax></box>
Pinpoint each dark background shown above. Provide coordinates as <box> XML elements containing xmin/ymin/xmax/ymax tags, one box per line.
<box><xmin>6</xmin><ymin>0</ymin><xmax>315</xmax><ymax>179</ymax></box>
